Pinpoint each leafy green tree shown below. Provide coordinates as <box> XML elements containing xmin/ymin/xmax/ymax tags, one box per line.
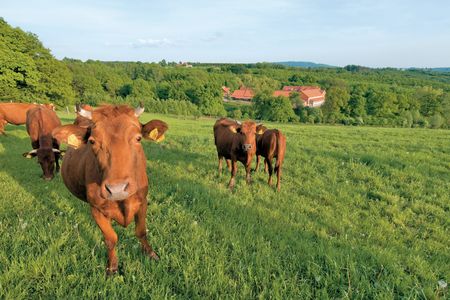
<box><xmin>254</xmin><ymin>94</ymin><xmax>298</xmax><ymax>122</ymax></box>
<box><xmin>415</xmin><ymin>86</ymin><xmax>444</xmax><ymax>117</ymax></box>
<box><xmin>321</xmin><ymin>86</ymin><xmax>350</xmax><ymax>123</ymax></box>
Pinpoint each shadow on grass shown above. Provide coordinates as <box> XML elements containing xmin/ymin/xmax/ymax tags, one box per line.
<box><xmin>0</xmin><ymin>128</ymin><xmax>100</xmax><ymax>267</ymax></box>
<box><xmin>140</xmin><ymin>142</ymin><xmax>402</xmax><ymax>298</ymax></box>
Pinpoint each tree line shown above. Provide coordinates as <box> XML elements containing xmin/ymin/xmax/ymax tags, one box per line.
<box><xmin>1</xmin><ymin>18</ymin><xmax>449</xmax><ymax>128</ymax></box>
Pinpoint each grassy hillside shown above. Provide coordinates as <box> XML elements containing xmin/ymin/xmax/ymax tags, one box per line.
<box><xmin>0</xmin><ymin>113</ymin><xmax>449</xmax><ymax>298</ymax></box>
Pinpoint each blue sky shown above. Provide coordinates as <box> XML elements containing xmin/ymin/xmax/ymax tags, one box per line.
<box><xmin>2</xmin><ymin>0</ymin><xmax>450</xmax><ymax>67</ymax></box>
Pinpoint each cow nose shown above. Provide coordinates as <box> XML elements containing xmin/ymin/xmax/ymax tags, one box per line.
<box><xmin>243</xmin><ymin>144</ymin><xmax>252</xmax><ymax>151</ymax></box>
<box><xmin>105</xmin><ymin>182</ymin><xmax>129</xmax><ymax>201</ymax></box>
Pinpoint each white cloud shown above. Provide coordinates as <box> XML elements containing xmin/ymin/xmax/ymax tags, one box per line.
<box><xmin>131</xmin><ymin>38</ymin><xmax>175</xmax><ymax>48</ymax></box>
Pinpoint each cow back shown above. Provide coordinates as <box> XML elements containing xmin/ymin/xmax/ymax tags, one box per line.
<box><xmin>0</xmin><ymin>103</ymin><xmax>38</xmax><ymax>125</ymax></box>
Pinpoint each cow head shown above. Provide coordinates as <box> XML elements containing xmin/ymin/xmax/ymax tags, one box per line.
<box><xmin>23</xmin><ymin>147</ymin><xmax>61</xmax><ymax>180</ymax></box>
<box><xmin>230</xmin><ymin>121</ymin><xmax>257</xmax><ymax>153</ymax></box>
<box><xmin>53</xmin><ymin>105</ymin><xmax>168</xmax><ymax>201</ymax></box>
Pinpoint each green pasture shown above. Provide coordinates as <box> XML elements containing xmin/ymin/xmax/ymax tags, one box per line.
<box><xmin>0</xmin><ymin>113</ymin><xmax>449</xmax><ymax>299</ymax></box>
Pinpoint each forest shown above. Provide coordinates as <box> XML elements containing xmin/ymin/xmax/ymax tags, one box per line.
<box><xmin>1</xmin><ymin>18</ymin><xmax>450</xmax><ymax>128</ymax></box>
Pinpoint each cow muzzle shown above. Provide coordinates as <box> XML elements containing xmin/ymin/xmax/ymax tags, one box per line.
<box><xmin>104</xmin><ymin>182</ymin><xmax>129</xmax><ymax>201</ymax></box>
<box><xmin>242</xmin><ymin>144</ymin><xmax>253</xmax><ymax>151</ymax></box>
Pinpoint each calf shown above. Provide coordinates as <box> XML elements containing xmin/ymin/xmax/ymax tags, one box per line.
<box><xmin>213</xmin><ymin>118</ymin><xmax>257</xmax><ymax>189</ymax></box>
<box><xmin>52</xmin><ymin>105</ymin><xmax>168</xmax><ymax>275</ymax></box>
<box><xmin>255</xmin><ymin>126</ymin><xmax>286</xmax><ymax>191</ymax></box>
<box><xmin>22</xmin><ymin>106</ymin><xmax>62</xmax><ymax>180</ymax></box>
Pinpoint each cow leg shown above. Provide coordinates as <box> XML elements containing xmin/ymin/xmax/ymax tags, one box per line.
<box><xmin>226</xmin><ymin>159</ymin><xmax>231</xmax><ymax>172</ymax></box>
<box><xmin>254</xmin><ymin>155</ymin><xmax>261</xmax><ymax>172</ymax></box>
<box><xmin>218</xmin><ymin>155</ymin><xmax>223</xmax><ymax>176</ymax></box>
<box><xmin>134</xmin><ymin>201</ymin><xmax>159</xmax><ymax>261</ymax></box>
<box><xmin>266</xmin><ymin>158</ymin><xmax>273</xmax><ymax>186</ymax></box>
<box><xmin>264</xmin><ymin>159</ymin><xmax>268</xmax><ymax>173</ymax></box>
<box><xmin>55</xmin><ymin>153</ymin><xmax>60</xmax><ymax>173</ymax></box>
<box><xmin>245</xmin><ymin>163</ymin><xmax>252</xmax><ymax>184</ymax></box>
<box><xmin>53</xmin><ymin>140</ymin><xmax>60</xmax><ymax>173</ymax></box>
<box><xmin>275</xmin><ymin>159</ymin><xmax>282</xmax><ymax>191</ymax></box>
<box><xmin>228</xmin><ymin>160</ymin><xmax>237</xmax><ymax>189</ymax></box>
<box><xmin>91</xmin><ymin>207</ymin><xmax>119</xmax><ymax>275</ymax></box>
<box><xmin>0</xmin><ymin>118</ymin><xmax>5</xmax><ymax>135</ymax></box>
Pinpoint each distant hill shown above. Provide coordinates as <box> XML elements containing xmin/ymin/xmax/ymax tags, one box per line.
<box><xmin>430</xmin><ymin>68</ymin><xmax>450</xmax><ymax>72</ymax></box>
<box><xmin>407</xmin><ymin>67</ymin><xmax>450</xmax><ymax>73</ymax></box>
<box><xmin>274</xmin><ymin>61</ymin><xmax>336</xmax><ymax>68</ymax></box>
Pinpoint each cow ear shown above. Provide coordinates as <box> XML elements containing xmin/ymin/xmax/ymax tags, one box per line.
<box><xmin>229</xmin><ymin>126</ymin><xmax>241</xmax><ymax>134</ymax></box>
<box><xmin>22</xmin><ymin>149</ymin><xmax>37</xmax><ymax>159</ymax></box>
<box><xmin>256</xmin><ymin>124</ymin><xmax>266</xmax><ymax>135</ymax></box>
<box><xmin>141</xmin><ymin>119</ymin><xmax>168</xmax><ymax>142</ymax></box>
<box><xmin>52</xmin><ymin>125</ymin><xmax>89</xmax><ymax>149</ymax></box>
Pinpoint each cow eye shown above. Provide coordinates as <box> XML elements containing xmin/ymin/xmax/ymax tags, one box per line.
<box><xmin>136</xmin><ymin>135</ymin><xmax>142</xmax><ymax>142</ymax></box>
<box><xmin>88</xmin><ymin>137</ymin><xmax>95</xmax><ymax>144</ymax></box>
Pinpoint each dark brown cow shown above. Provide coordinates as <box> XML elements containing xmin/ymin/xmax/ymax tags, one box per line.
<box><xmin>22</xmin><ymin>106</ymin><xmax>62</xmax><ymax>180</ymax></box>
<box><xmin>255</xmin><ymin>126</ymin><xmax>286</xmax><ymax>191</ymax></box>
<box><xmin>213</xmin><ymin>118</ymin><xmax>257</xmax><ymax>189</ymax></box>
<box><xmin>52</xmin><ymin>105</ymin><xmax>168</xmax><ymax>275</ymax></box>
<box><xmin>0</xmin><ymin>103</ymin><xmax>54</xmax><ymax>135</ymax></box>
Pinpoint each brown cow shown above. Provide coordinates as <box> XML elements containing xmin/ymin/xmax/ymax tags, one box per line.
<box><xmin>213</xmin><ymin>118</ymin><xmax>257</xmax><ymax>189</ymax></box>
<box><xmin>22</xmin><ymin>106</ymin><xmax>62</xmax><ymax>180</ymax></box>
<box><xmin>52</xmin><ymin>104</ymin><xmax>168</xmax><ymax>275</ymax></box>
<box><xmin>255</xmin><ymin>126</ymin><xmax>286</xmax><ymax>191</ymax></box>
<box><xmin>0</xmin><ymin>103</ymin><xmax>55</xmax><ymax>134</ymax></box>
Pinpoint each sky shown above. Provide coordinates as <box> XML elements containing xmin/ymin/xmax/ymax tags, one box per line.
<box><xmin>2</xmin><ymin>0</ymin><xmax>450</xmax><ymax>68</ymax></box>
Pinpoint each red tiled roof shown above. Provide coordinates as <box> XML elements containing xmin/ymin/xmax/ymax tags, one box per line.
<box><xmin>281</xmin><ymin>86</ymin><xmax>325</xmax><ymax>101</ymax></box>
<box><xmin>273</xmin><ymin>90</ymin><xmax>291</xmax><ymax>97</ymax></box>
<box><xmin>231</xmin><ymin>87</ymin><xmax>254</xmax><ymax>100</ymax></box>
<box><xmin>222</xmin><ymin>86</ymin><xmax>230</xmax><ymax>94</ymax></box>
<box><xmin>300</xmin><ymin>89</ymin><xmax>325</xmax><ymax>100</ymax></box>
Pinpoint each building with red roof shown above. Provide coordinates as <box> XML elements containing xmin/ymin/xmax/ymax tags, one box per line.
<box><xmin>273</xmin><ymin>86</ymin><xmax>326</xmax><ymax>107</ymax></box>
<box><xmin>222</xmin><ymin>86</ymin><xmax>231</xmax><ymax>98</ymax></box>
<box><xmin>230</xmin><ymin>87</ymin><xmax>254</xmax><ymax>101</ymax></box>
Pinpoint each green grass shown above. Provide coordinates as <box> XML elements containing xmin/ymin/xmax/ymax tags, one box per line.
<box><xmin>0</xmin><ymin>112</ymin><xmax>449</xmax><ymax>299</ymax></box>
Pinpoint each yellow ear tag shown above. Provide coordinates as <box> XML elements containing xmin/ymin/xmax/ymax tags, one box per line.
<box><xmin>229</xmin><ymin>126</ymin><xmax>237</xmax><ymax>133</ymax></box>
<box><xmin>68</xmin><ymin>134</ymin><xmax>81</xmax><ymax>149</ymax></box>
<box><xmin>257</xmin><ymin>129</ymin><xmax>264</xmax><ymax>134</ymax></box>
<box><xmin>148</xmin><ymin>128</ymin><xmax>159</xmax><ymax>140</ymax></box>
<box><xmin>156</xmin><ymin>135</ymin><xmax>165</xmax><ymax>143</ymax></box>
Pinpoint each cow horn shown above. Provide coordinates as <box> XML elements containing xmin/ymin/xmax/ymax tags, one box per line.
<box><xmin>236</xmin><ymin>120</ymin><xmax>242</xmax><ymax>125</ymax></box>
<box><xmin>78</xmin><ymin>107</ymin><xmax>92</xmax><ymax>120</ymax></box>
<box><xmin>23</xmin><ymin>149</ymin><xmax>38</xmax><ymax>158</ymax></box>
<box><xmin>52</xmin><ymin>148</ymin><xmax>61</xmax><ymax>153</ymax></box>
<box><xmin>135</xmin><ymin>103</ymin><xmax>145</xmax><ymax>117</ymax></box>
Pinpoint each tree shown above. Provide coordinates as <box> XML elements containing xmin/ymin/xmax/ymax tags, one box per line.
<box><xmin>253</xmin><ymin>94</ymin><xmax>298</xmax><ymax>122</ymax></box>
<box><xmin>320</xmin><ymin>86</ymin><xmax>350</xmax><ymax>123</ymax></box>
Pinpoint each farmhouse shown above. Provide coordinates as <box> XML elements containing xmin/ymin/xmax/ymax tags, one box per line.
<box><xmin>274</xmin><ymin>86</ymin><xmax>326</xmax><ymax>107</ymax></box>
<box><xmin>222</xmin><ymin>86</ymin><xmax>231</xmax><ymax>98</ymax></box>
<box><xmin>230</xmin><ymin>87</ymin><xmax>254</xmax><ymax>101</ymax></box>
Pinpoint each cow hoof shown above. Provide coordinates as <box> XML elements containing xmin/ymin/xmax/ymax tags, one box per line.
<box><xmin>106</xmin><ymin>266</ymin><xmax>118</xmax><ymax>276</ymax></box>
<box><xmin>147</xmin><ymin>251</ymin><xmax>160</xmax><ymax>261</ymax></box>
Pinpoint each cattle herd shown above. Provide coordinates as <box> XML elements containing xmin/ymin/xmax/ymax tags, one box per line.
<box><xmin>0</xmin><ymin>102</ymin><xmax>286</xmax><ymax>275</ymax></box>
